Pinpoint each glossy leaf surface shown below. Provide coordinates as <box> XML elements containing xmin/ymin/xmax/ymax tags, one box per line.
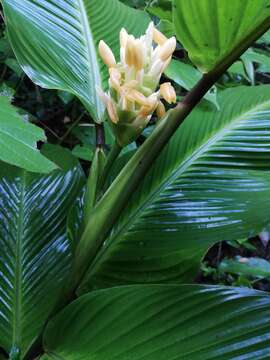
<box><xmin>173</xmin><ymin>0</ymin><xmax>270</xmax><ymax>72</ymax></box>
<box><xmin>2</xmin><ymin>0</ymin><xmax>150</xmax><ymax>121</ymax></box>
<box><xmin>79</xmin><ymin>86</ymin><xmax>270</xmax><ymax>291</ymax></box>
<box><xmin>0</xmin><ymin>96</ymin><xmax>56</xmax><ymax>173</ymax></box>
<box><xmin>0</xmin><ymin>161</ymin><xmax>84</xmax><ymax>357</ymax></box>
<box><xmin>43</xmin><ymin>285</ymin><xmax>270</xmax><ymax>359</ymax></box>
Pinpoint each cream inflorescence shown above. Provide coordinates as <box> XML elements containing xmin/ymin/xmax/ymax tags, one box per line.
<box><xmin>97</xmin><ymin>22</ymin><xmax>177</xmax><ymax>146</ymax></box>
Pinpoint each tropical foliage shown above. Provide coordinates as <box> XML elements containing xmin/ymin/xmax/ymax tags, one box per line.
<box><xmin>0</xmin><ymin>0</ymin><xmax>270</xmax><ymax>359</ymax></box>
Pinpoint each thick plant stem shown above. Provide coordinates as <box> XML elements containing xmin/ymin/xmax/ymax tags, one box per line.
<box><xmin>98</xmin><ymin>141</ymin><xmax>122</xmax><ymax>193</ymax></box>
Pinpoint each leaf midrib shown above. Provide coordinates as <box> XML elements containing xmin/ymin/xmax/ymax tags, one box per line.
<box><xmin>77</xmin><ymin>0</ymin><xmax>103</xmax><ymax>119</ymax></box>
<box><xmin>12</xmin><ymin>170</ymin><xmax>26</xmax><ymax>350</ymax></box>
<box><xmin>86</xmin><ymin>98</ymin><xmax>270</xmax><ymax>280</ymax></box>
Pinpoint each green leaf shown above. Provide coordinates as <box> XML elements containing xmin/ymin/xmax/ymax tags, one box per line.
<box><xmin>79</xmin><ymin>85</ymin><xmax>270</xmax><ymax>291</ymax></box>
<box><xmin>0</xmin><ymin>96</ymin><xmax>56</xmax><ymax>173</ymax></box>
<box><xmin>43</xmin><ymin>285</ymin><xmax>270</xmax><ymax>359</ymax></box>
<box><xmin>165</xmin><ymin>59</ymin><xmax>219</xmax><ymax>107</ymax></box>
<box><xmin>41</xmin><ymin>144</ymin><xmax>78</xmax><ymax>171</ymax></box>
<box><xmin>173</xmin><ymin>0</ymin><xmax>270</xmax><ymax>72</ymax></box>
<box><xmin>72</xmin><ymin>145</ymin><xmax>93</xmax><ymax>162</ymax></box>
<box><xmin>219</xmin><ymin>256</ymin><xmax>270</xmax><ymax>279</ymax></box>
<box><xmin>0</xmin><ymin>161</ymin><xmax>84</xmax><ymax>357</ymax></box>
<box><xmin>2</xmin><ymin>0</ymin><xmax>150</xmax><ymax>122</ymax></box>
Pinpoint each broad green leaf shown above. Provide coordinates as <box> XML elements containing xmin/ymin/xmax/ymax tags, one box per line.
<box><xmin>165</xmin><ymin>59</ymin><xmax>218</xmax><ymax>107</ymax></box>
<box><xmin>79</xmin><ymin>86</ymin><xmax>270</xmax><ymax>292</ymax></box>
<box><xmin>2</xmin><ymin>0</ymin><xmax>150</xmax><ymax>122</ymax></box>
<box><xmin>220</xmin><ymin>256</ymin><xmax>270</xmax><ymax>279</ymax></box>
<box><xmin>43</xmin><ymin>285</ymin><xmax>270</xmax><ymax>359</ymax></box>
<box><xmin>0</xmin><ymin>96</ymin><xmax>56</xmax><ymax>173</ymax></box>
<box><xmin>173</xmin><ymin>0</ymin><xmax>270</xmax><ymax>72</ymax></box>
<box><xmin>0</xmin><ymin>160</ymin><xmax>84</xmax><ymax>357</ymax></box>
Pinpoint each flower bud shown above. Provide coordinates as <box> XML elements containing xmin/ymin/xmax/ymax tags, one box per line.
<box><xmin>106</xmin><ymin>99</ymin><xmax>119</xmax><ymax>124</ymax></box>
<box><xmin>98</xmin><ymin>40</ymin><xmax>116</xmax><ymax>68</ymax></box>
<box><xmin>109</xmin><ymin>68</ymin><xmax>121</xmax><ymax>91</ymax></box>
<box><xmin>145</xmin><ymin>22</ymin><xmax>154</xmax><ymax>48</ymax></box>
<box><xmin>96</xmin><ymin>86</ymin><xmax>110</xmax><ymax>106</ymax></box>
<box><xmin>120</xmin><ymin>28</ymin><xmax>128</xmax><ymax>48</ymax></box>
<box><xmin>125</xmin><ymin>36</ymin><xmax>135</xmax><ymax>67</ymax></box>
<box><xmin>139</xmin><ymin>94</ymin><xmax>157</xmax><ymax>117</ymax></box>
<box><xmin>126</xmin><ymin>89</ymin><xmax>148</xmax><ymax>106</ymax></box>
<box><xmin>139</xmin><ymin>105</ymin><xmax>153</xmax><ymax>117</ymax></box>
<box><xmin>156</xmin><ymin>101</ymin><xmax>166</xmax><ymax>118</ymax></box>
<box><xmin>162</xmin><ymin>56</ymin><xmax>172</xmax><ymax>72</ymax></box>
<box><xmin>149</xmin><ymin>59</ymin><xmax>164</xmax><ymax>77</ymax></box>
<box><xmin>159</xmin><ymin>37</ymin><xmax>176</xmax><ymax>61</ymax></box>
<box><xmin>122</xmin><ymin>96</ymin><xmax>133</xmax><ymax>111</ymax></box>
<box><xmin>153</xmin><ymin>27</ymin><xmax>168</xmax><ymax>46</ymax></box>
<box><xmin>160</xmin><ymin>82</ymin><xmax>176</xmax><ymax>104</ymax></box>
<box><xmin>133</xmin><ymin>40</ymin><xmax>144</xmax><ymax>70</ymax></box>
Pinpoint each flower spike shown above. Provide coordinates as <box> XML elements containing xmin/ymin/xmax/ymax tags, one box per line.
<box><xmin>97</xmin><ymin>22</ymin><xmax>177</xmax><ymax>146</ymax></box>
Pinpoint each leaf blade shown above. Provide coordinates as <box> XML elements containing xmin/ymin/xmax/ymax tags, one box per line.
<box><xmin>43</xmin><ymin>285</ymin><xmax>270</xmax><ymax>359</ymax></box>
<box><xmin>79</xmin><ymin>85</ymin><xmax>270</xmax><ymax>291</ymax></box>
<box><xmin>0</xmin><ymin>161</ymin><xmax>84</xmax><ymax>356</ymax></box>
<box><xmin>173</xmin><ymin>0</ymin><xmax>270</xmax><ymax>72</ymax></box>
<box><xmin>0</xmin><ymin>96</ymin><xmax>56</xmax><ymax>173</ymax></box>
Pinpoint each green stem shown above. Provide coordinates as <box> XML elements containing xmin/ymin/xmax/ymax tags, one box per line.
<box><xmin>83</xmin><ymin>147</ymin><xmax>106</xmax><ymax>225</ymax></box>
<box><xmin>83</xmin><ymin>123</ymin><xmax>106</xmax><ymax>219</ymax></box>
<box><xmin>98</xmin><ymin>141</ymin><xmax>122</xmax><ymax>193</ymax></box>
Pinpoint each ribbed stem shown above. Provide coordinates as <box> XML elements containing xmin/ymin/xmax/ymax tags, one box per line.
<box><xmin>98</xmin><ymin>141</ymin><xmax>122</xmax><ymax>194</ymax></box>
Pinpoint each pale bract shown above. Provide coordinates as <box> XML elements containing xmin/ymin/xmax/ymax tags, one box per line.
<box><xmin>98</xmin><ymin>22</ymin><xmax>177</xmax><ymax>147</ymax></box>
